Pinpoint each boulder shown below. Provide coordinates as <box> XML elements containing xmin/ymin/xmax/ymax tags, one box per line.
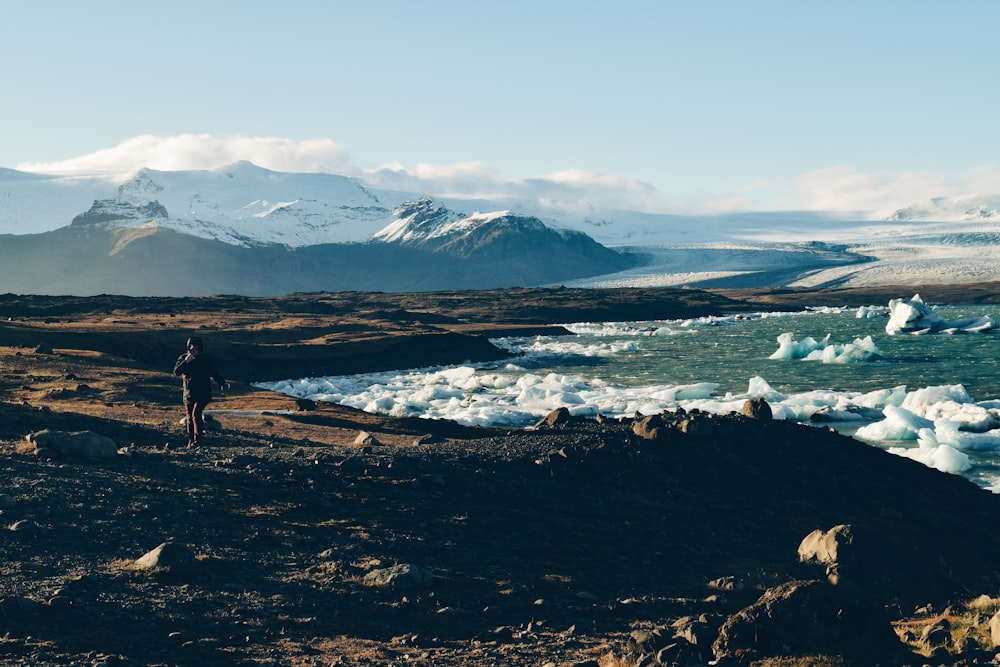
<box><xmin>362</xmin><ymin>563</ymin><xmax>433</xmax><ymax>591</ymax></box>
<box><xmin>990</xmin><ymin>611</ymin><xmax>1000</xmax><ymax>647</ymax></box>
<box><xmin>133</xmin><ymin>541</ymin><xmax>197</xmax><ymax>572</ymax></box>
<box><xmin>741</xmin><ymin>397</ymin><xmax>772</xmax><ymax>420</ymax></box>
<box><xmin>354</xmin><ymin>430</ymin><xmax>379</xmax><ymax>446</ymax></box>
<box><xmin>632</xmin><ymin>414</ymin><xmax>669</xmax><ymax>441</ymax></box>
<box><xmin>534</xmin><ymin>407</ymin><xmax>572</xmax><ymax>428</ymax></box>
<box><xmin>628</xmin><ymin>627</ymin><xmax>671</xmax><ymax>655</ymax></box>
<box><xmin>23</xmin><ymin>430</ymin><xmax>117</xmax><ymax>459</ymax></box>
<box><xmin>798</xmin><ymin>523</ymin><xmax>858</xmax><ymax>568</ymax></box>
<box><xmin>798</xmin><ymin>523</ymin><xmax>961</xmax><ymax>604</ymax></box>
<box><xmin>677</xmin><ymin>416</ymin><xmax>714</xmax><ymax>438</ymax></box>
<box><xmin>712</xmin><ymin>579</ymin><xmax>901</xmax><ymax>662</ymax></box>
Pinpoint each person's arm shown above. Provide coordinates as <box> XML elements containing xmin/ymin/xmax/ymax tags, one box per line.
<box><xmin>173</xmin><ymin>352</ymin><xmax>192</xmax><ymax>376</ymax></box>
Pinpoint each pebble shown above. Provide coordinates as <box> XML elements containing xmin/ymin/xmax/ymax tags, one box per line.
<box><xmin>9</xmin><ymin>519</ymin><xmax>35</xmax><ymax>532</ymax></box>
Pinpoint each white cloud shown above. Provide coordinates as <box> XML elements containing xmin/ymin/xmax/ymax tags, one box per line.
<box><xmin>12</xmin><ymin>134</ymin><xmax>1000</xmax><ymax>216</ymax></box>
<box><xmin>16</xmin><ymin>134</ymin><xmax>353</xmax><ymax>178</ymax></box>
<box><xmin>364</xmin><ymin>162</ymin><xmax>668</xmax><ymax>213</ymax></box>
<box><xmin>363</xmin><ymin>161</ymin><xmax>509</xmax><ymax>198</ymax></box>
<box><xmin>787</xmin><ymin>164</ymin><xmax>1000</xmax><ymax>213</ymax></box>
<box><xmin>542</xmin><ymin>169</ymin><xmax>655</xmax><ymax>194</ymax></box>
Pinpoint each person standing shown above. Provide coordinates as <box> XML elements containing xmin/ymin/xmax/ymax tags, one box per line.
<box><xmin>173</xmin><ymin>336</ymin><xmax>226</xmax><ymax>447</ymax></box>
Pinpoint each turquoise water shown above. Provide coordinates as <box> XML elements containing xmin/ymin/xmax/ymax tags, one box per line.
<box><xmin>533</xmin><ymin>306</ymin><xmax>1000</xmax><ymax>403</ymax></box>
<box><xmin>262</xmin><ymin>304</ymin><xmax>1000</xmax><ymax>491</ymax></box>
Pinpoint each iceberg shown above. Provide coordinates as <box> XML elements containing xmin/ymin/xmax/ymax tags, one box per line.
<box><xmin>768</xmin><ymin>332</ymin><xmax>881</xmax><ymax>363</ymax></box>
<box><xmin>885</xmin><ymin>294</ymin><xmax>996</xmax><ymax>335</ymax></box>
<box><xmin>888</xmin><ymin>428</ymin><xmax>972</xmax><ymax>475</ymax></box>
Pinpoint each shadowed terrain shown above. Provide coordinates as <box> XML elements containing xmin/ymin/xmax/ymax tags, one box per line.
<box><xmin>3</xmin><ymin>286</ymin><xmax>1000</xmax><ymax>666</ymax></box>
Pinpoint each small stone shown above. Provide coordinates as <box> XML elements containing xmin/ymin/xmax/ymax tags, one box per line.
<box><xmin>9</xmin><ymin>519</ymin><xmax>35</xmax><ymax>533</ymax></box>
<box><xmin>354</xmin><ymin>431</ymin><xmax>379</xmax><ymax>446</ymax></box>
<box><xmin>47</xmin><ymin>596</ymin><xmax>72</xmax><ymax>610</ymax></box>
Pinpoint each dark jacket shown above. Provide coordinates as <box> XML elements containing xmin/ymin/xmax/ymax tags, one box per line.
<box><xmin>173</xmin><ymin>352</ymin><xmax>225</xmax><ymax>405</ymax></box>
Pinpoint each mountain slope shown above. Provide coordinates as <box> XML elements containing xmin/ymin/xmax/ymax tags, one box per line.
<box><xmin>0</xmin><ymin>215</ymin><xmax>634</xmax><ymax>296</ymax></box>
<box><xmin>372</xmin><ymin>198</ymin><xmax>635</xmax><ymax>285</ymax></box>
<box><xmin>64</xmin><ymin>162</ymin><xmax>398</xmax><ymax>246</ymax></box>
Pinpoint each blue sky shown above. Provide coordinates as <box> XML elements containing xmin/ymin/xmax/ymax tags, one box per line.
<box><xmin>3</xmin><ymin>1</ymin><xmax>999</xmax><ymax>213</ymax></box>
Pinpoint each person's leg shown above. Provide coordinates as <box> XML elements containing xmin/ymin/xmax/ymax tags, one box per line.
<box><xmin>191</xmin><ymin>400</ymin><xmax>208</xmax><ymax>443</ymax></box>
<box><xmin>185</xmin><ymin>402</ymin><xmax>197</xmax><ymax>445</ymax></box>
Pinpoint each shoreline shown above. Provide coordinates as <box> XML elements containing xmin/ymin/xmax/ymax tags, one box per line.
<box><xmin>4</xmin><ymin>283</ymin><xmax>1000</xmax><ymax>384</ymax></box>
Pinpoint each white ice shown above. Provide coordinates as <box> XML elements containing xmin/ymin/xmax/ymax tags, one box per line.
<box><xmin>885</xmin><ymin>294</ymin><xmax>996</xmax><ymax>335</ymax></box>
<box><xmin>768</xmin><ymin>332</ymin><xmax>881</xmax><ymax>363</ymax></box>
<box><xmin>888</xmin><ymin>429</ymin><xmax>973</xmax><ymax>475</ymax></box>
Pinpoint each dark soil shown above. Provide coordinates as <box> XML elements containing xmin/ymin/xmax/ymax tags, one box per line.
<box><xmin>2</xmin><ymin>286</ymin><xmax>1000</xmax><ymax>666</ymax></box>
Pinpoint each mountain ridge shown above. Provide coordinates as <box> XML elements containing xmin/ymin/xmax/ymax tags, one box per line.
<box><xmin>5</xmin><ymin>161</ymin><xmax>1000</xmax><ymax>294</ymax></box>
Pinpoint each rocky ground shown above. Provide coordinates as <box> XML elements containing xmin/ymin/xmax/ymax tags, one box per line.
<box><xmin>3</xmin><ymin>286</ymin><xmax>1000</xmax><ymax>667</ymax></box>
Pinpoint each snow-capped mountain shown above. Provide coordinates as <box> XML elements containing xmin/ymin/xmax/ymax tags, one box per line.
<box><xmin>67</xmin><ymin>162</ymin><xmax>401</xmax><ymax>247</ymax></box>
<box><xmin>375</xmin><ymin>197</ymin><xmax>625</xmax><ymax>259</ymax></box>
<box><xmin>0</xmin><ymin>161</ymin><xmax>876</xmax><ymax>247</ymax></box>
<box><xmin>0</xmin><ymin>164</ymin><xmax>635</xmax><ymax>296</ymax></box>
<box><xmin>370</xmin><ymin>197</ymin><xmax>634</xmax><ymax>281</ymax></box>
<box><xmin>5</xmin><ymin>160</ymin><xmax>1000</xmax><ymax>295</ymax></box>
<box><xmin>374</xmin><ymin>198</ymin><xmax>469</xmax><ymax>243</ymax></box>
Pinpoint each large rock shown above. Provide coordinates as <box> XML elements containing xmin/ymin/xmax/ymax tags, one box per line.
<box><xmin>799</xmin><ymin>523</ymin><xmax>900</xmax><ymax>591</ymax></box>
<box><xmin>798</xmin><ymin>524</ymin><xmax>861</xmax><ymax>571</ymax></box>
<box><xmin>632</xmin><ymin>414</ymin><xmax>669</xmax><ymax>441</ymax></box>
<box><xmin>712</xmin><ymin>579</ymin><xmax>902</xmax><ymax>663</ymax></box>
<box><xmin>23</xmin><ymin>429</ymin><xmax>117</xmax><ymax>459</ymax></box>
<box><xmin>534</xmin><ymin>407</ymin><xmax>572</xmax><ymax>429</ymax></box>
<box><xmin>132</xmin><ymin>542</ymin><xmax>197</xmax><ymax>572</ymax></box>
<box><xmin>362</xmin><ymin>563</ymin><xmax>433</xmax><ymax>591</ymax></box>
<box><xmin>990</xmin><ymin>611</ymin><xmax>1000</xmax><ymax>647</ymax></box>
<box><xmin>797</xmin><ymin>523</ymin><xmax>955</xmax><ymax>601</ymax></box>
<box><xmin>741</xmin><ymin>397</ymin><xmax>772</xmax><ymax>420</ymax></box>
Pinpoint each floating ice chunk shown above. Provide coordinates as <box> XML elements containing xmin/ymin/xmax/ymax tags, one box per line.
<box><xmin>886</xmin><ymin>294</ymin><xmax>942</xmax><ymax>334</ymax></box>
<box><xmin>771</xmin><ymin>404</ymin><xmax>816</xmax><ymax>421</ymax></box>
<box><xmin>808</xmin><ymin>335</ymin><xmax>881</xmax><ymax>364</ymax></box>
<box><xmin>897</xmin><ymin>385</ymin><xmax>997</xmax><ymax>429</ymax></box>
<box><xmin>856</xmin><ymin>305</ymin><xmax>885</xmax><ymax>319</ymax></box>
<box><xmin>902</xmin><ymin>384</ymin><xmax>973</xmax><ymax>410</ymax></box>
<box><xmin>928</xmin><ymin>402</ymin><xmax>998</xmax><ymax>431</ymax></box>
<box><xmin>674</xmin><ymin>382</ymin><xmax>719</xmax><ymax>400</ymax></box>
<box><xmin>809</xmin><ymin>405</ymin><xmax>885</xmax><ymax>422</ymax></box>
<box><xmin>855</xmin><ymin>405</ymin><xmax>933</xmax><ymax>441</ymax></box>
<box><xmin>888</xmin><ymin>427</ymin><xmax>972</xmax><ymax>474</ymax></box>
<box><xmin>886</xmin><ymin>294</ymin><xmax>996</xmax><ymax>335</ymax></box>
<box><xmin>933</xmin><ymin>420</ymin><xmax>1000</xmax><ymax>451</ymax></box>
<box><xmin>769</xmin><ymin>332</ymin><xmax>881</xmax><ymax>363</ymax></box>
<box><xmin>747</xmin><ymin>376</ymin><xmax>787</xmax><ymax>402</ymax></box>
<box><xmin>937</xmin><ymin>316</ymin><xmax>997</xmax><ymax>334</ymax></box>
<box><xmin>769</xmin><ymin>332</ymin><xmax>829</xmax><ymax>360</ymax></box>
<box><xmin>855</xmin><ymin>385</ymin><xmax>908</xmax><ymax>409</ymax></box>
